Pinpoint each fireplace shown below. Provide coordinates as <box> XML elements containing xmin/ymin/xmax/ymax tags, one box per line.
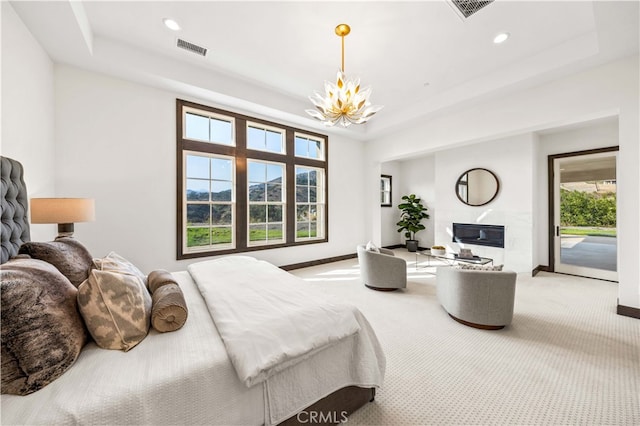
<box><xmin>452</xmin><ymin>223</ymin><xmax>505</xmax><ymax>248</ymax></box>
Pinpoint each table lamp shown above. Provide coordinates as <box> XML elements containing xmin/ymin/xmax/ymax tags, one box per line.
<box><xmin>30</xmin><ymin>198</ymin><xmax>95</xmax><ymax>238</ymax></box>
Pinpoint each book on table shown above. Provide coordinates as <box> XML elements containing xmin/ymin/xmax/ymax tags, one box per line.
<box><xmin>458</xmin><ymin>248</ymin><xmax>474</xmax><ymax>259</ymax></box>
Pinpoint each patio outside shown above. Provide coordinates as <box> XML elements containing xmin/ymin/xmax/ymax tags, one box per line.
<box><xmin>559</xmin><ymin>180</ymin><xmax>617</xmax><ymax>272</ymax></box>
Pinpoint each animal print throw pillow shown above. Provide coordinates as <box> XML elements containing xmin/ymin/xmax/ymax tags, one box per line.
<box><xmin>77</xmin><ymin>253</ymin><xmax>151</xmax><ymax>351</ymax></box>
<box><xmin>92</xmin><ymin>251</ymin><xmax>147</xmax><ymax>284</ymax></box>
<box><xmin>1</xmin><ymin>258</ymin><xmax>87</xmax><ymax>395</ymax></box>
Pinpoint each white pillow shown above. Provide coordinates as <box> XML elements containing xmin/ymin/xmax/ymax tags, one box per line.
<box><xmin>365</xmin><ymin>241</ymin><xmax>380</xmax><ymax>253</ymax></box>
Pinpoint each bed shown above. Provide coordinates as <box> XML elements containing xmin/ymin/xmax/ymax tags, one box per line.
<box><xmin>0</xmin><ymin>156</ymin><xmax>386</xmax><ymax>425</ymax></box>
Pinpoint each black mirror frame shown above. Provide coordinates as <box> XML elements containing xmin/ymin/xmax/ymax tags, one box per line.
<box><xmin>455</xmin><ymin>168</ymin><xmax>500</xmax><ymax>207</ymax></box>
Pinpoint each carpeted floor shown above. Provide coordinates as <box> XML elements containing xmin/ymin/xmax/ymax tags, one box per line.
<box><xmin>289</xmin><ymin>250</ymin><xmax>640</xmax><ymax>425</ymax></box>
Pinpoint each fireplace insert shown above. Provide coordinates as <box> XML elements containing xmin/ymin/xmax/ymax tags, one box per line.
<box><xmin>452</xmin><ymin>223</ymin><xmax>505</xmax><ymax>248</ymax></box>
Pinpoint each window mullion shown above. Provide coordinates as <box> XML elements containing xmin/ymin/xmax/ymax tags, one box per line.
<box><xmin>236</xmin><ymin>117</ymin><xmax>248</xmax><ymax>250</ymax></box>
<box><xmin>285</xmin><ymin>130</ymin><xmax>296</xmax><ymax>243</ymax></box>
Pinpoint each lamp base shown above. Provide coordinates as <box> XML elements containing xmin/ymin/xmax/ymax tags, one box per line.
<box><xmin>57</xmin><ymin>223</ymin><xmax>75</xmax><ymax>238</ymax></box>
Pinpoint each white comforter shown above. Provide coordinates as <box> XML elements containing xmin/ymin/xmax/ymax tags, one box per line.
<box><xmin>188</xmin><ymin>256</ymin><xmax>362</xmax><ymax>387</ymax></box>
<box><xmin>1</xmin><ymin>270</ymin><xmax>264</xmax><ymax>426</ymax></box>
<box><xmin>2</xmin><ymin>257</ymin><xmax>385</xmax><ymax>426</ymax></box>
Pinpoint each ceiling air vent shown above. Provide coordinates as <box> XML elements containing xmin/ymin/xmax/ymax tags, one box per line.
<box><xmin>177</xmin><ymin>38</ymin><xmax>208</xmax><ymax>56</ymax></box>
<box><xmin>449</xmin><ymin>0</ymin><xmax>494</xmax><ymax>19</ymax></box>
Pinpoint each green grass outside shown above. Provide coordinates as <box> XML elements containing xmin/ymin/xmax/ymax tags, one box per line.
<box><xmin>560</xmin><ymin>227</ymin><xmax>616</xmax><ymax>237</ymax></box>
<box><xmin>187</xmin><ymin>227</ymin><xmax>232</xmax><ymax>247</ymax></box>
<box><xmin>249</xmin><ymin>228</ymin><xmax>284</xmax><ymax>241</ymax></box>
<box><xmin>249</xmin><ymin>229</ymin><xmax>318</xmax><ymax>240</ymax></box>
<box><xmin>188</xmin><ymin>226</ymin><xmax>318</xmax><ymax>246</ymax></box>
<box><xmin>296</xmin><ymin>230</ymin><xmax>317</xmax><ymax>238</ymax></box>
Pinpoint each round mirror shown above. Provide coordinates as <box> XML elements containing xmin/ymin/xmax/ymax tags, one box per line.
<box><xmin>455</xmin><ymin>168</ymin><xmax>500</xmax><ymax>206</ymax></box>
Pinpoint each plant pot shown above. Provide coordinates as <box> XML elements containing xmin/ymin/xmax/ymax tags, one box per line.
<box><xmin>406</xmin><ymin>240</ymin><xmax>419</xmax><ymax>252</ymax></box>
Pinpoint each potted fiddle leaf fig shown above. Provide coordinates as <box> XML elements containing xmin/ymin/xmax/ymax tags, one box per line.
<box><xmin>396</xmin><ymin>194</ymin><xmax>430</xmax><ymax>252</ymax></box>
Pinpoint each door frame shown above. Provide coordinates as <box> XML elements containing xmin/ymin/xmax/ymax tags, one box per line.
<box><xmin>547</xmin><ymin>146</ymin><xmax>619</xmax><ymax>276</ymax></box>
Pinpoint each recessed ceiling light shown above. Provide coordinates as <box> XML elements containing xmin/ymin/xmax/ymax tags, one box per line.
<box><xmin>163</xmin><ymin>18</ymin><xmax>181</xmax><ymax>31</ymax></box>
<box><xmin>493</xmin><ymin>32</ymin><xmax>510</xmax><ymax>44</ymax></box>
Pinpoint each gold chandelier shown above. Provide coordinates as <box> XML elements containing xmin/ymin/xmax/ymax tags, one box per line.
<box><xmin>306</xmin><ymin>24</ymin><xmax>383</xmax><ymax>127</ymax></box>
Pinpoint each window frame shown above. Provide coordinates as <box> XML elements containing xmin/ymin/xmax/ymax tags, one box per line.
<box><xmin>247</xmin><ymin>158</ymin><xmax>286</xmax><ymax>247</ymax></box>
<box><xmin>295</xmin><ymin>165</ymin><xmax>326</xmax><ymax>242</ymax></box>
<box><xmin>183</xmin><ymin>106</ymin><xmax>236</xmax><ymax>146</ymax></box>
<box><xmin>177</xmin><ymin>99</ymin><xmax>328</xmax><ymax>260</ymax></box>
<box><xmin>246</xmin><ymin>121</ymin><xmax>286</xmax><ymax>155</ymax></box>
<box><xmin>294</xmin><ymin>132</ymin><xmax>325</xmax><ymax>161</ymax></box>
<box><xmin>381</xmin><ymin>174</ymin><xmax>392</xmax><ymax>207</ymax></box>
<box><xmin>183</xmin><ymin>151</ymin><xmax>236</xmax><ymax>253</ymax></box>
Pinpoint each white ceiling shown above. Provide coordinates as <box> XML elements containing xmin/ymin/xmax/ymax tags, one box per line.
<box><xmin>9</xmin><ymin>0</ymin><xmax>640</xmax><ymax>140</ymax></box>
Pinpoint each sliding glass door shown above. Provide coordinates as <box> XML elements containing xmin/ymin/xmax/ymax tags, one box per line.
<box><xmin>552</xmin><ymin>150</ymin><xmax>618</xmax><ymax>281</ymax></box>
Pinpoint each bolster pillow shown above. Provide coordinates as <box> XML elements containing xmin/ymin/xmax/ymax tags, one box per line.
<box><xmin>148</xmin><ymin>270</ymin><xmax>188</xmax><ymax>333</ymax></box>
<box><xmin>148</xmin><ymin>269</ymin><xmax>177</xmax><ymax>293</ymax></box>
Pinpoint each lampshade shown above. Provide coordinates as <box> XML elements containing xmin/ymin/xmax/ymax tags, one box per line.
<box><xmin>31</xmin><ymin>198</ymin><xmax>95</xmax><ymax>237</ymax></box>
<box><xmin>31</xmin><ymin>198</ymin><xmax>95</xmax><ymax>224</ymax></box>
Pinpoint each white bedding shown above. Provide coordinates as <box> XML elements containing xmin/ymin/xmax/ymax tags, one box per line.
<box><xmin>1</xmin><ymin>270</ymin><xmax>264</xmax><ymax>426</ymax></box>
<box><xmin>188</xmin><ymin>256</ymin><xmax>362</xmax><ymax>387</ymax></box>
<box><xmin>263</xmin><ymin>307</ymin><xmax>386</xmax><ymax>424</ymax></box>
<box><xmin>1</xmin><ymin>258</ymin><xmax>386</xmax><ymax>426</ymax></box>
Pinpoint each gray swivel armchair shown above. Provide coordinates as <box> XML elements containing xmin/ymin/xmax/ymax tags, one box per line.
<box><xmin>436</xmin><ymin>266</ymin><xmax>517</xmax><ymax>329</ymax></box>
<box><xmin>357</xmin><ymin>245</ymin><xmax>407</xmax><ymax>291</ymax></box>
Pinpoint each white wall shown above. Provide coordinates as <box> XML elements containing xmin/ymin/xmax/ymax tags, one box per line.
<box><xmin>380</xmin><ymin>161</ymin><xmax>402</xmax><ymax>246</ymax></box>
<box><xmin>531</xmin><ymin>132</ymin><xmax>541</xmax><ymax>268</ymax></box>
<box><xmin>366</xmin><ymin>56</ymin><xmax>640</xmax><ymax>309</ymax></box>
<box><xmin>1</xmin><ymin>2</ymin><xmax>56</xmax><ymax>242</ymax></box>
<box><xmin>53</xmin><ymin>65</ymin><xmax>367</xmax><ymax>273</ymax></box>
<box><xmin>535</xmin><ymin>118</ymin><xmax>619</xmax><ymax>268</ymax></box>
<box><xmin>434</xmin><ymin>134</ymin><xmax>535</xmax><ymax>272</ymax></box>
<box><xmin>393</xmin><ymin>156</ymin><xmax>436</xmax><ymax>249</ymax></box>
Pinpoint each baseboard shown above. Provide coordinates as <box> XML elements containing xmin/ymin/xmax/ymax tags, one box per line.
<box><xmin>532</xmin><ymin>265</ymin><xmax>551</xmax><ymax>276</ymax></box>
<box><xmin>617</xmin><ymin>304</ymin><xmax>640</xmax><ymax>319</ymax></box>
<box><xmin>383</xmin><ymin>244</ymin><xmax>431</xmax><ymax>251</ymax></box>
<box><xmin>383</xmin><ymin>244</ymin><xmax>429</xmax><ymax>252</ymax></box>
<box><xmin>382</xmin><ymin>244</ymin><xmax>404</xmax><ymax>250</ymax></box>
<box><xmin>280</xmin><ymin>245</ymin><xmax>421</xmax><ymax>270</ymax></box>
<box><xmin>280</xmin><ymin>253</ymin><xmax>357</xmax><ymax>271</ymax></box>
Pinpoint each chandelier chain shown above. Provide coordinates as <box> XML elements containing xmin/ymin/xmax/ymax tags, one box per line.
<box><xmin>341</xmin><ymin>34</ymin><xmax>345</xmax><ymax>72</ymax></box>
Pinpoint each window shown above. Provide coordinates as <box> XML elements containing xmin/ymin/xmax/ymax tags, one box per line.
<box><xmin>177</xmin><ymin>99</ymin><xmax>328</xmax><ymax>259</ymax></box>
<box><xmin>185</xmin><ymin>153</ymin><xmax>235</xmax><ymax>250</ymax></box>
<box><xmin>248</xmin><ymin>160</ymin><xmax>285</xmax><ymax>245</ymax></box>
<box><xmin>184</xmin><ymin>107</ymin><xmax>234</xmax><ymax>145</ymax></box>
<box><xmin>296</xmin><ymin>166</ymin><xmax>324</xmax><ymax>240</ymax></box>
<box><xmin>295</xmin><ymin>133</ymin><xmax>324</xmax><ymax>160</ymax></box>
<box><xmin>247</xmin><ymin>123</ymin><xmax>285</xmax><ymax>154</ymax></box>
<box><xmin>381</xmin><ymin>175</ymin><xmax>392</xmax><ymax>207</ymax></box>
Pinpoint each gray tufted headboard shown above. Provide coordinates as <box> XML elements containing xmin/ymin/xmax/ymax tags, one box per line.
<box><xmin>1</xmin><ymin>156</ymin><xmax>31</xmax><ymax>263</ymax></box>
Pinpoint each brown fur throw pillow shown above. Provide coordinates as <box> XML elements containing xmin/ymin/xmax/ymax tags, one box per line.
<box><xmin>18</xmin><ymin>237</ymin><xmax>93</xmax><ymax>287</ymax></box>
<box><xmin>1</xmin><ymin>258</ymin><xmax>87</xmax><ymax>395</ymax></box>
